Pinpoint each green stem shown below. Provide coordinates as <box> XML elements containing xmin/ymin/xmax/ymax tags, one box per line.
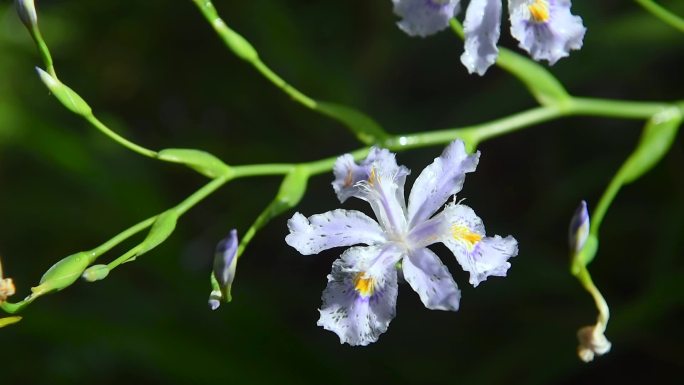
<box><xmin>635</xmin><ymin>0</ymin><xmax>684</xmax><ymax>33</ymax></box>
<box><xmin>590</xmin><ymin>173</ymin><xmax>624</xmax><ymax>236</ymax></box>
<box><xmin>28</xmin><ymin>25</ymin><xmax>55</xmax><ymax>77</ymax></box>
<box><xmin>108</xmin><ymin>175</ymin><xmax>232</xmax><ymax>270</ymax></box>
<box><xmin>88</xmin><ymin>217</ymin><xmax>156</xmax><ymax>258</ymax></box>
<box><xmin>569</xmin><ymin>97</ymin><xmax>670</xmax><ymax>119</ymax></box>
<box><xmin>106</xmin><ymin>246</ymin><xmax>142</xmax><ymax>271</ymax></box>
<box><xmin>251</xmin><ymin>61</ymin><xmax>317</xmax><ymax>109</ymax></box>
<box><xmin>574</xmin><ymin>265</ymin><xmax>610</xmax><ymax>328</ymax></box>
<box><xmin>174</xmin><ymin>175</ymin><xmax>231</xmax><ymax>215</ymax></box>
<box><xmin>84</xmin><ymin>115</ymin><xmax>158</xmax><ymax>159</ymax></box>
<box><xmin>191</xmin><ymin>0</ymin><xmax>317</xmax><ymax>110</ymax></box>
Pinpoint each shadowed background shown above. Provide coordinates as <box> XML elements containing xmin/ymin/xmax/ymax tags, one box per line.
<box><xmin>1</xmin><ymin>0</ymin><xmax>682</xmax><ymax>384</ymax></box>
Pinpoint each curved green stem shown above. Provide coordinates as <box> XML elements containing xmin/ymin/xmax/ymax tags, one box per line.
<box><xmin>84</xmin><ymin>114</ymin><xmax>157</xmax><ymax>159</ymax></box>
<box><xmin>635</xmin><ymin>0</ymin><xmax>684</xmax><ymax>33</ymax></box>
<box><xmin>190</xmin><ymin>0</ymin><xmax>389</xmax><ymax>144</ymax></box>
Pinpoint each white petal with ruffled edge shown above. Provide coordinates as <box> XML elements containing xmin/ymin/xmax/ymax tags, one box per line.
<box><xmin>392</xmin><ymin>0</ymin><xmax>462</xmax><ymax>37</ymax></box>
<box><xmin>317</xmin><ymin>246</ymin><xmax>401</xmax><ymax>346</ymax></box>
<box><xmin>509</xmin><ymin>0</ymin><xmax>586</xmax><ymax>65</ymax></box>
<box><xmin>403</xmin><ymin>247</ymin><xmax>461</xmax><ymax>311</ymax></box>
<box><xmin>407</xmin><ymin>139</ymin><xmax>479</xmax><ymax>227</ymax></box>
<box><xmin>285</xmin><ymin>210</ymin><xmax>386</xmax><ymax>255</ymax></box>
<box><xmin>461</xmin><ymin>0</ymin><xmax>502</xmax><ymax>75</ymax></box>
<box><xmin>440</xmin><ymin>203</ymin><xmax>518</xmax><ymax>286</ymax></box>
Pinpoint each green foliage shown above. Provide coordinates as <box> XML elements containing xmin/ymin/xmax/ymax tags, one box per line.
<box><xmin>136</xmin><ymin>210</ymin><xmax>178</xmax><ymax>256</ymax></box>
<box><xmin>34</xmin><ymin>252</ymin><xmax>93</xmax><ymax>295</ymax></box>
<box><xmin>316</xmin><ymin>102</ymin><xmax>389</xmax><ymax>144</ymax></box>
<box><xmin>36</xmin><ymin>67</ymin><xmax>92</xmax><ymax>116</ymax></box>
<box><xmin>157</xmin><ymin>148</ymin><xmax>231</xmax><ymax>179</ymax></box>
<box><xmin>621</xmin><ymin>108</ymin><xmax>682</xmax><ymax>183</ymax></box>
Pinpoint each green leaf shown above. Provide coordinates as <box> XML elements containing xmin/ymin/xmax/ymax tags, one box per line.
<box><xmin>137</xmin><ymin>210</ymin><xmax>178</xmax><ymax>256</ymax></box>
<box><xmin>33</xmin><ymin>252</ymin><xmax>92</xmax><ymax>295</ymax></box>
<box><xmin>496</xmin><ymin>48</ymin><xmax>570</xmax><ymax>106</ymax></box>
<box><xmin>621</xmin><ymin>108</ymin><xmax>682</xmax><ymax>184</ymax></box>
<box><xmin>82</xmin><ymin>264</ymin><xmax>110</xmax><ymax>282</ymax></box>
<box><xmin>275</xmin><ymin>166</ymin><xmax>309</xmax><ymax>208</ymax></box>
<box><xmin>157</xmin><ymin>148</ymin><xmax>231</xmax><ymax>178</ymax></box>
<box><xmin>316</xmin><ymin>101</ymin><xmax>389</xmax><ymax>145</ymax></box>
<box><xmin>36</xmin><ymin>67</ymin><xmax>92</xmax><ymax>116</ymax></box>
<box><xmin>0</xmin><ymin>316</ymin><xmax>22</xmax><ymax>328</ymax></box>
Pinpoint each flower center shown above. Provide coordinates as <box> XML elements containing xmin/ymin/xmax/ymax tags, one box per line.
<box><xmin>528</xmin><ymin>0</ymin><xmax>550</xmax><ymax>23</ymax></box>
<box><xmin>353</xmin><ymin>273</ymin><xmax>375</xmax><ymax>298</ymax></box>
<box><xmin>367</xmin><ymin>167</ymin><xmax>378</xmax><ymax>187</ymax></box>
<box><xmin>451</xmin><ymin>225</ymin><xmax>482</xmax><ymax>250</ymax></box>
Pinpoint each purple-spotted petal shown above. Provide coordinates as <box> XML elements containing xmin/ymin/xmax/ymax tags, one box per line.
<box><xmin>392</xmin><ymin>0</ymin><xmax>462</xmax><ymax>37</ymax></box>
<box><xmin>285</xmin><ymin>210</ymin><xmax>386</xmax><ymax>255</ymax></box>
<box><xmin>461</xmin><ymin>0</ymin><xmax>502</xmax><ymax>75</ymax></box>
<box><xmin>509</xmin><ymin>0</ymin><xmax>586</xmax><ymax>65</ymax></box>
<box><xmin>317</xmin><ymin>246</ymin><xmax>401</xmax><ymax>346</ymax></box>
<box><xmin>407</xmin><ymin>139</ymin><xmax>479</xmax><ymax>227</ymax></box>
<box><xmin>440</xmin><ymin>203</ymin><xmax>518</xmax><ymax>286</ymax></box>
<box><xmin>403</xmin><ymin>247</ymin><xmax>461</xmax><ymax>311</ymax></box>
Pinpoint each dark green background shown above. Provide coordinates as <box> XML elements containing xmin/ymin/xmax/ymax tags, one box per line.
<box><xmin>1</xmin><ymin>1</ymin><xmax>682</xmax><ymax>384</ymax></box>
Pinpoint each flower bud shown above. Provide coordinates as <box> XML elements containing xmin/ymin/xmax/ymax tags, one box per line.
<box><xmin>569</xmin><ymin>200</ymin><xmax>590</xmax><ymax>254</ymax></box>
<box><xmin>15</xmin><ymin>0</ymin><xmax>38</xmax><ymax>29</ymax></box>
<box><xmin>36</xmin><ymin>67</ymin><xmax>92</xmax><ymax>116</ymax></box>
<box><xmin>209</xmin><ymin>229</ymin><xmax>238</xmax><ymax>309</ymax></box>
<box><xmin>82</xmin><ymin>264</ymin><xmax>110</xmax><ymax>282</ymax></box>
<box><xmin>32</xmin><ymin>252</ymin><xmax>92</xmax><ymax>296</ymax></box>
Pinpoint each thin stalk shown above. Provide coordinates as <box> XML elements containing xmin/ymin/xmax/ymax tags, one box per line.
<box><xmin>635</xmin><ymin>0</ymin><xmax>684</xmax><ymax>33</ymax></box>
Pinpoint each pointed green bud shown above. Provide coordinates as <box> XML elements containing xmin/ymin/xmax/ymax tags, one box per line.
<box><xmin>316</xmin><ymin>102</ymin><xmax>389</xmax><ymax>145</ymax></box>
<box><xmin>157</xmin><ymin>148</ymin><xmax>231</xmax><ymax>178</ymax></box>
<box><xmin>15</xmin><ymin>0</ymin><xmax>37</xmax><ymax>29</ymax></box>
<box><xmin>621</xmin><ymin>108</ymin><xmax>681</xmax><ymax>184</ymax></box>
<box><xmin>82</xmin><ymin>264</ymin><xmax>110</xmax><ymax>282</ymax></box>
<box><xmin>137</xmin><ymin>210</ymin><xmax>178</xmax><ymax>256</ymax></box>
<box><xmin>36</xmin><ymin>67</ymin><xmax>92</xmax><ymax>116</ymax></box>
<box><xmin>275</xmin><ymin>166</ymin><xmax>309</xmax><ymax>209</ymax></box>
<box><xmin>32</xmin><ymin>252</ymin><xmax>92</xmax><ymax>296</ymax></box>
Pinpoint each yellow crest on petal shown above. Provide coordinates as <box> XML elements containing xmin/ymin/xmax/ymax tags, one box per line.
<box><xmin>353</xmin><ymin>273</ymin><xmax>375</xmax><ymax>298</ymax></box>
<box><xmin>451</xmin><ymin>225</ymin><xmax>482</xmax><ymax>249</ymax></box>
<box><xmin>529</xmin><ymin>0</ymin><xmax>550</xmax><ymax>23</ymax></box>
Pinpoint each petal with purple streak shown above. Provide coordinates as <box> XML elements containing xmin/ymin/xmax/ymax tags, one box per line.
<box><xmin>285</xmin><ymin>210</ymin><xmax>386</xmax><ymax>255</ymax></box>
<box><xmin>403</xmin><ymin>247</ymin><xmax>461</xmax><ymax>311</ymax></box>
<box><xmin>407</xmin><ymin>139</ymin><xmax>479</xmax><ymax>227</ymax></box>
